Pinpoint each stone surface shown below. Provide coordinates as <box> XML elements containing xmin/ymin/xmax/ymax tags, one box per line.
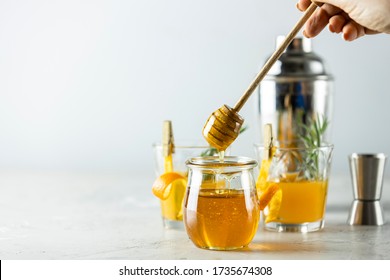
<box><xmin>0</xmin><ymin>170</ymin><xmax>389</xmax><ymax>260</ymax></box>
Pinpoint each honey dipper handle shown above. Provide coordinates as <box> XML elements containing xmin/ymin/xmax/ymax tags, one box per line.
<box><xmin>233</xmin><ymin>2</ymin><xmax>320</xmax><ymax>112</ymax></box>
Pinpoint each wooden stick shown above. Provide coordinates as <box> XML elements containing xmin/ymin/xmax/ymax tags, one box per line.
<box><xmin>263</xmin><ymin>124</ymin><xmax>274</xmax><ymax>160</ymax></box>
<box><xmin>234</xmin><ymin>2</ymin><xmax>320</xmax><ymax>112</ymax></box>
<box><xmin>162</xmin><ymin>120</ymin><xmax>175</xmax><ymax>157</ymax></box>
<box><xmin>162</xmin><ymin>120</ymin><xmax>175</xmax><ymax>173</ymax></box>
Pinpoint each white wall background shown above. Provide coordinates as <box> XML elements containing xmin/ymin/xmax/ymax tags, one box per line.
<box><xmin>0</xmin><ymin>0</ymin><xmax>390</xmax><ymax>175</ymax></box>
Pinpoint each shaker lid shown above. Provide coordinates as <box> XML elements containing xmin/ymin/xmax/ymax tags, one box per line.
<box><xmin>265</xmin><ymin>36</ymin><xmax>332</xmax><ymax>79</ymax></box>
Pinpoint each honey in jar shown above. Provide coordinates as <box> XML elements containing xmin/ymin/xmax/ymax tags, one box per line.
<box><xmin>184</xmin><ymin>156</ymin><xmax>259</xmax><ymax>250</ymax></box>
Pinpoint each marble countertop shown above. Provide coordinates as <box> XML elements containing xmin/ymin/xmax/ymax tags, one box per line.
<box><xmin>1</xmin><ymin>170</ymin><xmax>389</xmax><ymax>260</ymax></box>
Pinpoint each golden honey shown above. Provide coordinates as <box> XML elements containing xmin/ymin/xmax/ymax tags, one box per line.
<box><xmin>184</xmin><ymin>187</ymin><xmax>259</xmax><ymax>250</ymax></box>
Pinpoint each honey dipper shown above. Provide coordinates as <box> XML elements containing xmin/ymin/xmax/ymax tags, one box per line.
<box><xmin>203</xmin><ymin>2</ymin><xmax>321</xmax><ymax>151</ymax></box>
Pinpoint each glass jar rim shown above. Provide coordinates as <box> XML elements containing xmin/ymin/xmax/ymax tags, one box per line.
<box><xmin>186</xmin><ymin>156</ymin><xmax>258</xmax><ymax>170</ymax></box>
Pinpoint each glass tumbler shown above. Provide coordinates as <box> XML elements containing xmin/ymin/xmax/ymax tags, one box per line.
<box><xmin>184</xmin><ymin>156</ymin><xmax>259</xmax><ymax>250</ymax></box>
<box><xmin>153</xmin><ymin>143</ymin><xmax>219</xmax><ymax>229</ymax></box>
<box><xmin>254</xmin><ymin>143</ymin><xmax>333</xmax><ymax>232</ymax></box>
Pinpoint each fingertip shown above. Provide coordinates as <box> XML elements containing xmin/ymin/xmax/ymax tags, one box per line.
<box><xmin>296</xmin><ymin>0</ymin><xmax>311</xmax><ymax>11</ymax></box>
<box><xmin>329</xmin><ymin>24</ymin><xmax>342</xmax><ymax>34</ymax></box>
<box><xmin>329</xmin><ymin>15</ymin><xmax>348</xmax><ymax>34</ymax></box>
<box><xmin>342</xmin><ymin>23</ymin><xmax>358</xmax><ymax>41</ymax></box>
<box><xmin>296</xmin><ymin>2</ymin><xmax>304</xmax><ymax>12</ymax></box>
<box><xmin>342</xmin><ymin>31</ymin><xmax>357</xmax><ymax>41</ymax></box>
<box><xmin>303</xmin><ymin>29</ymin><xmax>311</xmax><ymax>38</ymax></box>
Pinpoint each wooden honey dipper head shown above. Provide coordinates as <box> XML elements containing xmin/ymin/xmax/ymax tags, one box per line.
<box><xmin>202</xmin><ymin>104</ymin><xmax>244</xmax><ymax>151</ymax></box>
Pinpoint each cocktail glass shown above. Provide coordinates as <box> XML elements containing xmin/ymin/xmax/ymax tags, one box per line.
<box><xmin>254</xmin><ymin>142</ymin><xmax>333</xmax><ymax>232</ymax></box>
<box><xmin>153</xmin><ymin>143</ymin><xmax>217</xmax><ymax>229</ymax></box>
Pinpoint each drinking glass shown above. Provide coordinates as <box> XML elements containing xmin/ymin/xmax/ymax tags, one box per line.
<box><xmin>153</xmin><ymin>143</ymin><xmax>218</xmax><ymax>229</ymax></box>
<box><xmin>184</xmin><ymin>156</ymin><xmax>259</xmax><ymax>250</ymax></box>
<box><xmin>254</xmin><ymin>143</ymin><xmax>333</xmax><ymax>232</ymax></box>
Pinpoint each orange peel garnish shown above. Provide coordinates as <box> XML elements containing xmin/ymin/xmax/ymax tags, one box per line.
<box><xmin>152</xmin><ymin>172</ymin><xmax>186</xmax><ymax>200</ymax></box>
<box><xmin>255</xmin><ymin>145</ymin><xmax>282</xmax><ymax>223</ymax></box>
<box><xmin>265</xmin><ymin>187</ymin><xmax>282</xmax><ymax>223</ymax></box>
<box><xmin>258</xmin><ymin>183</ymin><xmax>280</xmax><ymax>211</ymax></box>
<box><xmin>256</xmin><ymin>159</ymin><xmax>271</xmax><ymax>192</ymax></box>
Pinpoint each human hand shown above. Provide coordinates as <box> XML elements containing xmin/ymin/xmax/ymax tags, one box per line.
<box><xmin>297</xmin><ymin>0</ymin><xmax>390</xmax><ymax>41</ymax></box>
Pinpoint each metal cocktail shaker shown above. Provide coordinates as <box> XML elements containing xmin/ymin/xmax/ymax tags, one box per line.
<box><xmin>256</xmin><ymin>36</ymin><xmax>333</xmax><ymax>143</ymax></box>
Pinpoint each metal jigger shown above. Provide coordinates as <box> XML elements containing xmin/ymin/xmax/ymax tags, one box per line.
<box><xmin>347</xmin><ymin>153</ymin><xmax>387</xmax><ymax>225</ymax></box>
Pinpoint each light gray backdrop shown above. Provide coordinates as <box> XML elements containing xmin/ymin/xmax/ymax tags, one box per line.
<box><xmin>1</xmin><ymin>0</ymin><xmax>389</xmax><ymax>176</ymax></box>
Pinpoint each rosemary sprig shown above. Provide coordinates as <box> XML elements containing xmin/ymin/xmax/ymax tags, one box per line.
<box><xmin>200</xmin><ymin>125</ymin><xmax>248</xmax><ymax>156</ymax></box>
<box><xmin>297</xmin><ymin>114</ymin><xmax>329</xmax><ymax>179</ymax></box>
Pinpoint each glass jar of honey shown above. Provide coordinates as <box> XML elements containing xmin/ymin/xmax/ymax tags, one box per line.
<box><xmin>184</xmin><ymin>156</ymin><xmax>259</xmax><ymax>250</ymax></box>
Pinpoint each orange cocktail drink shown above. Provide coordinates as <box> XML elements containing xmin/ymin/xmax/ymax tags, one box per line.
<box><xmin>255</xmin><ymin>143</ymin><xmax>333</xmax><ymax>232</ymax></box>
<box><xmin>272</xmin><ymin>180</ymin><xmax>328</xmax><ymax>224</ymax></box>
